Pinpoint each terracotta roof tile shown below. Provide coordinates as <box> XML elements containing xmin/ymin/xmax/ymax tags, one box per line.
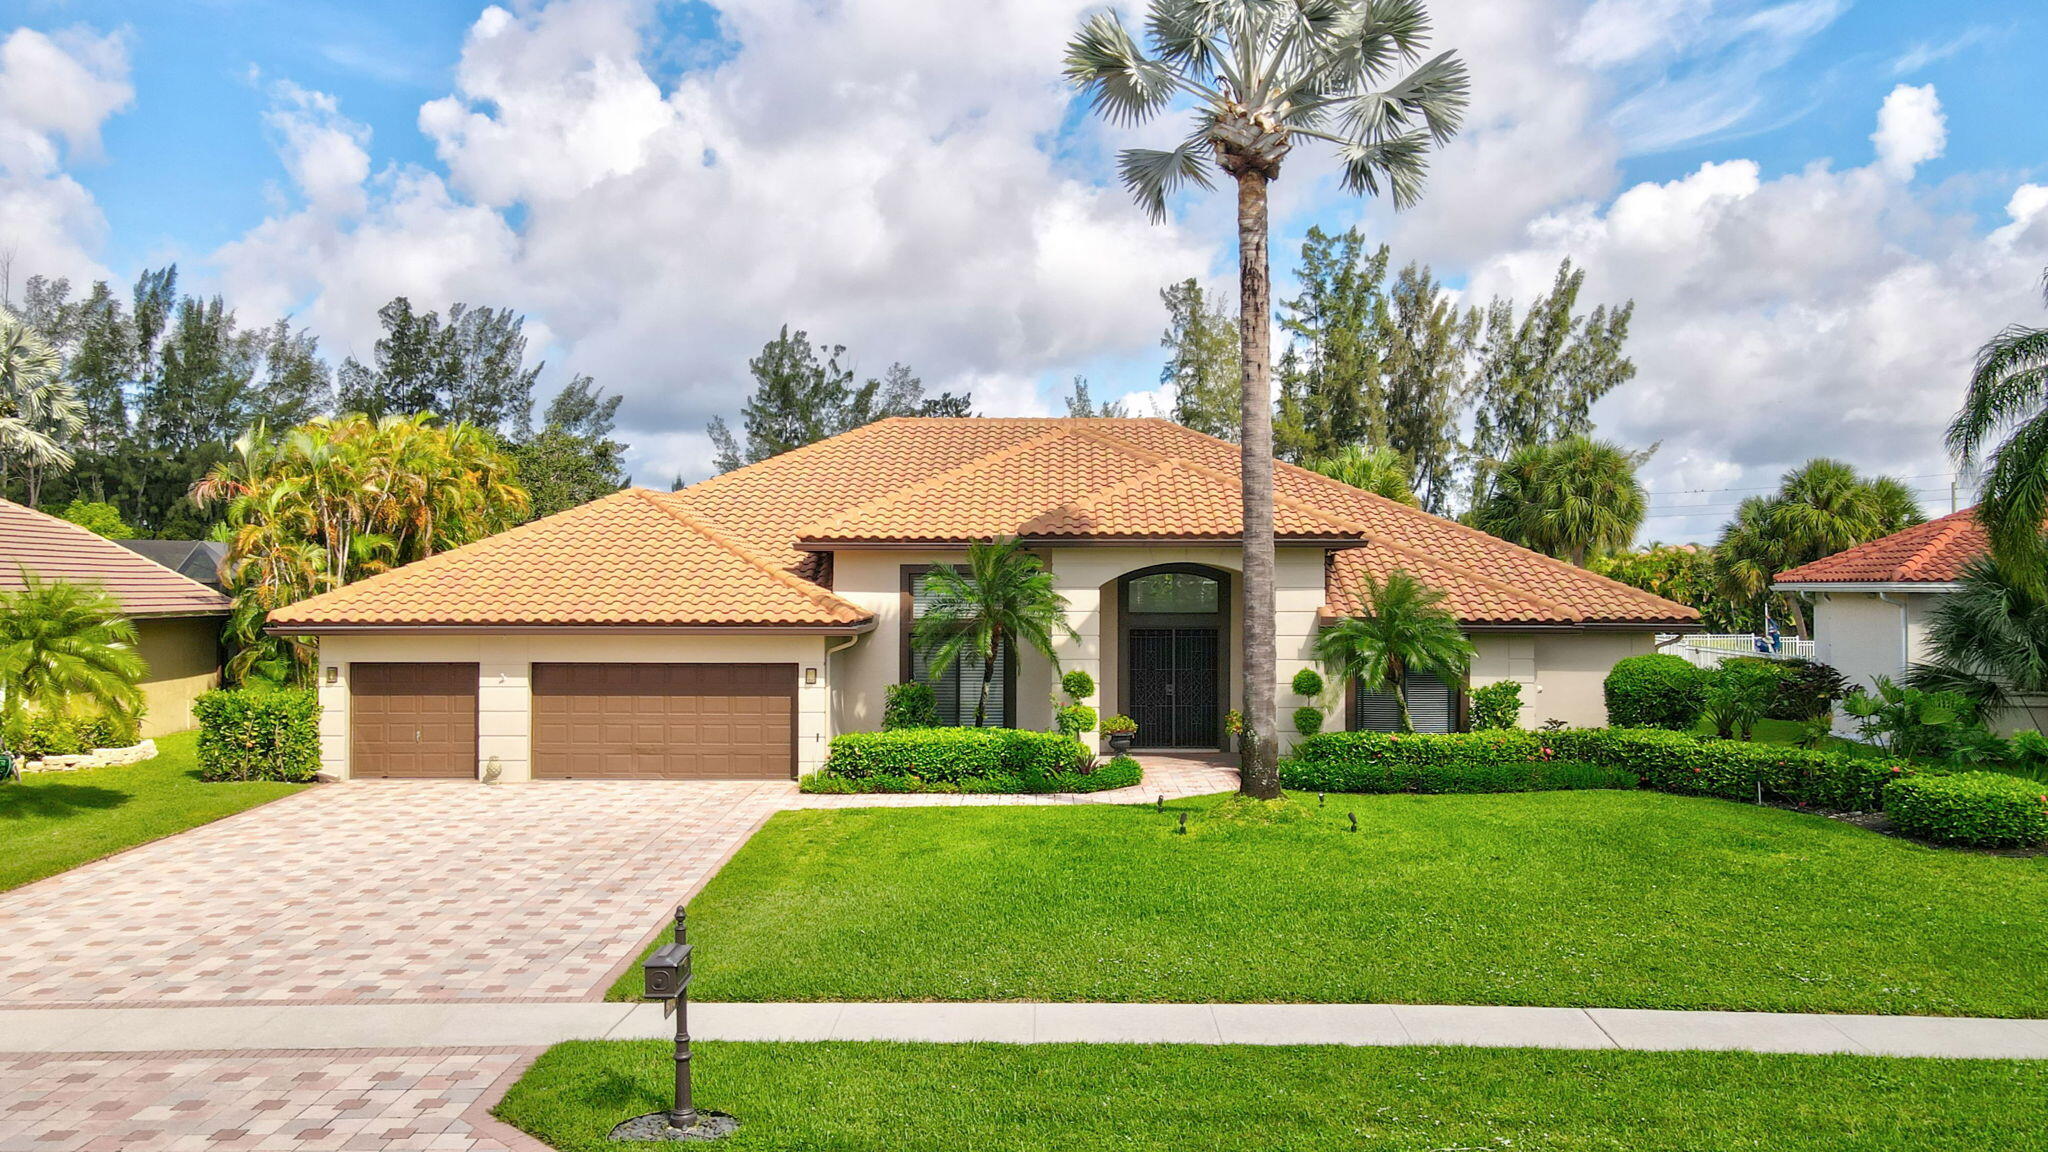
<box><xmin>1774</xmin><ymin>508</ymin><xmax>1987</xmax><ymax>584</ymax></box>
<box><xmin>272</xmin><ymin>417</ymin><xmax>1697</xmax><ymax>630</ymax></box>
<box><xmin>1</xmin><ymin>499</ymin><xmax>229</xmax><ymax>618</ymax></box>
<box><xmin>269</xmin><ymin>489</ymin><xmax>870</xmax><ymax>629</ymax></box>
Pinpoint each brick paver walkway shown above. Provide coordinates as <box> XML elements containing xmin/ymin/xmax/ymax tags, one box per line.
<box><xmin>0</xmin><ymin>1049</ymin><xmax>542</xmax><ymax>1152</ymax></box>
<box><xmin>0</xmin><ymin>756</ymin><xmax>1236</xmax><ymax>1009</ymax></box>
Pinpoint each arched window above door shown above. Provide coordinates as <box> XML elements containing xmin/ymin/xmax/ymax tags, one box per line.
<box><xmin>1125</xmin><ymin>571</ymin><xmax>1222</xmax><ymax>615</ymax></box>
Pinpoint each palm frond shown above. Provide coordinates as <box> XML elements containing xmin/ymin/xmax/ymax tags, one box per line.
<box><xmin>1334</xmin><ymin>131</ymin><xmax>1431</xmax><ymax>207</ymax></box>
<box><xmin>1064</xmin><ymin>11</ymin><xmax>1179</xmax><ymax>126</ymax></box>
<box><xmin>1118</xmin><ymin>134</ymin><xmax>1220</xmax><ymax>223</ymax></box>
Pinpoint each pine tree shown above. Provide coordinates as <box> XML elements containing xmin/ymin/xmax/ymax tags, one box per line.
<box><xmin>1380</xmin><ymin>262</ymin><xmax>1478</xmax><ymax>514</ymax></box>
<box><xmin>1278</xmin><ymin>227</ymin><xmax>1390</xmax><ymax>461</ymax></box>
<box><xmin>1159</xmin><ymin>279</ymin><xmax>1238</xmax><ymax>439</ymax></box>
<box><xmin>1062</xmin><ymin>376</ymin><xmax>1127</xmax><ymax>417</ymax></box>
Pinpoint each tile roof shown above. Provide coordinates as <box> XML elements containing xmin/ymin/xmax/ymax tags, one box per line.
<box><xmin>272</xmin><ymin>417</ymin><xmax>1699</xmax><ymax>630</ymax></box>
<box><xmin>1</xmin><ymin>499</ymin><xmax>229</xmax><ymax>618</ymax></box>
<box><xmin>1774</xmin><ymin>508</ymin><xmax>1987</xmax><ymax>585</ymax></box>
<box><xmin>268</xmin><ymin>489</ymin><xmax>871</xmax><ymax>629</ymax></box>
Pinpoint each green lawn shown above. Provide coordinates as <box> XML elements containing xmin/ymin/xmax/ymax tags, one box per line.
<box><xmin>495</xmin><ymin>1040</ymin><xmax>2048</xmax><ymax>1152</ymax></box>
<box><xmin>612</xmin><ymin>790</ymin><xmax>2048</xmax><ymax>1016</ymax></box>
<box><xmin>0</xmin><ymin>730</ymin><xmax>307</xmax><ymax>892</ymax></box>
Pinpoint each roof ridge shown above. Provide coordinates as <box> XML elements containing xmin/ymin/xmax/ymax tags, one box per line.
<box><xmin>2</xmin><ymin>498</ymin><xmax>227</xmax><ymax>604</ymax></box>
<box><xmin>1061</xmin><ymin>425</ymin><xmax>1372</xmax><ymax>537</ymax></box>
<box><xmin>672</xmin><ymin>417</ymin><xmax>904</xmax><ymax>499</ymax></box>
<box><xmin>638</xmin><ymin>491</ymin><xmax>867</xmax><ymax>621</ymax></box>
<box><xmin>793</xmin><ymin>425</ymin><xmax>1085</xmax><ymax>538</ymax></box>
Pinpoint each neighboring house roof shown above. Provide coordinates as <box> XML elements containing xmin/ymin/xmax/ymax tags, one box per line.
<box><xmin>1773</xmin><ymin>508</ymin><xmax>1985</xmax><ymax>587</ymax></box>
<box><xmin>267</xmin><ymin>488</ymin><xmax>872</xmax><ymax>630</ymax></box>
<box><xmin>271</xmin><ymin>418</ymin><xmax>1699</xmax><ymax>631</ymax></box>
<box><xmin>115</xmin><ymin>540</ymin><xmax>228</xmax><ymax>589</ymax></box>
<box><xmin>0</xmin><ymin>499</ymin><xmax>230</xmax><ymax>618</ymax></box>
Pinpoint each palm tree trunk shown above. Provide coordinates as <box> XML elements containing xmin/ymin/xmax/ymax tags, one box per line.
<box><xmin>1394</xmin><ymin>682</ymin><xmax>1414</xmax><ymax>735</ymax></box>
<box><xmin>974</xmin><ymin>638</ymin><xmax>997</xmax><ymax>728</ymax></box>
<box><xmin>1236</xmin><ymin>168</ymin><xmax>1281</xmax><ymax>799</ymax></box>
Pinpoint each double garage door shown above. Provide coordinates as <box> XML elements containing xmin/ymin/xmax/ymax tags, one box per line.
<box><xmin>349</xmin><ymin>662</ymin><xmax>796</xmax><ymax>780</ymax></box>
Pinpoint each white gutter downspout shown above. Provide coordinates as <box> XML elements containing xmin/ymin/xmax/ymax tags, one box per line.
<box><xmin>1876</xmin><ymin>592</ymin><xmax>1910</xmax><ymax>676</ymax></box>
<box><xmin>823</xmin><ymin>633</ymin><xmax>861</xmax><ymax>743</ymax></box>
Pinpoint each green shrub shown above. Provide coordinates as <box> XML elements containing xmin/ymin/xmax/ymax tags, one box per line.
<box><xmin>191</xmin><ymin>688</ymin><xmax>321</xmax><ymax>782</ymax></box>
<box><xmin>1767</xmin><ymin>658</ymin><xmax>1851</xmax><ymax>721</ymax></box>
<box><xmin>1283</xmin><ymin>726</ymin><xmax>1908</xmax><ymax>810</ymax></box>
<box><xmin>820</xmin><ymin>727</ymin><xmax>1090</xmax><ymax>791</ymax></box>
<box><xmin>1291</xmin><ymin>668</ymin><xmax>1326</xmax><ymax>697</ymax></box>
<box><xmin>1101</xmin><ymin>713</ymin><xmax>1137</xmax><ymax>736</ymax></box>
<box><xmin>1469</xmin><ymin>680</ymin><xmax>1523</xmax><ymax>731</ymax></box>
<box><xmin>1885</xmin><ymin>772</ymin><xmax>2048</xmax><ymax>847</ymax></box>
<box><xmin>1055</xmin><ymin>704</ymin><xmax>1098</xmax><ymax>739</ymax></box>
<box><xmin>1292</xmin><ymin>706</ymin><xmax>1324</xmax><ymax>736</ymax></box>
<box><xmin>1604</xmin><ymin>654</ymin><xmax>1706</xmax><ymax>729</ymax></box>
<box><xmin>1703</xmin><ymin>660</ymin><xmax>1784</xmax><ymax>740</ymax></box>
<box><xmin>882</xmin><ymin>682</ymin><xmax>939</xmax><ymax>730</ymax></box>
<box><xmin>3</xmin><ymin>714</ymin><xmax>84</xmax><ymax>758</ymax></box>
<box><xmin>1060</xmin><ymin>670</ymin><xmax>1096</xmax><ymax>699</ymax></box>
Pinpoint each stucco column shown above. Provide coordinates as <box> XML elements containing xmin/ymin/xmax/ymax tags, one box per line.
<box><xmin>1050</xmin><ymin>569</ymin><xmax>1103</xmax><ymax>748</ymax></box>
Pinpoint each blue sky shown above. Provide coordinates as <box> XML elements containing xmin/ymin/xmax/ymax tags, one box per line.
<box><xmin>3</xmin><ymin>0</ymin><xmax>2047</xmax><ymax>536</ymax></box>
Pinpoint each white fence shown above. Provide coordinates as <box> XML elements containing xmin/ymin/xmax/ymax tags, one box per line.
<box><xmin>1668</xmin><ymin>634</ymin><xmax>1816</xmax><ymax>669</ymax></box>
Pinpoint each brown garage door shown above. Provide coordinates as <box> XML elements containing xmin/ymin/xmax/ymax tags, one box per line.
<box><xmin>350</xmin><ymin>663</ymin><xmax>479</xmax><ymax>779</ymax></box>
<box><xmin>531</xmin><ymin>663</ymin><xmax>796</xmax><ymax>780</ymax></box>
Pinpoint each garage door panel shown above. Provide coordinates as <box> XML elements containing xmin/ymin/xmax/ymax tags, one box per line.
<box><xmin>350</xmin><ymin>663</ymin><xmax>479</xmax><ymax>779</ymax></box>
<box><xmin>531</xmin><ymin>662</ymin><xmax>796</xmax><ymax>780</ymax></box>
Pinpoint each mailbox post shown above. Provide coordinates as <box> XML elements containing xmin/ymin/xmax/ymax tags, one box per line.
<box><xmin>643</xmin><ymin>905</ymin><xmax>697</xmax><ymax>1129</ymax></box>
<box><xmin>615</xmin><ymin>903</ymin><xmax>735</xmax><ymax>1142</ymax></box>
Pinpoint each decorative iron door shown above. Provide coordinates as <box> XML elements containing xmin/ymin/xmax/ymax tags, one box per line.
<box><xmin>1128</xmin><ymin>627</ymin><xmax>1220</xmax><ymax>747</ymax></box>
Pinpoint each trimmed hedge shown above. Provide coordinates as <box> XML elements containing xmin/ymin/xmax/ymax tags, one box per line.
<box><xmin>1885</xmin><ymin>772</ymin><xmax>2048</xmax><ymax>847</ymax></box>
<box><xmin>1603</xmin><ymin>654</ymin><xmax>1706</xmax><ymax>730</ymax></box>
<box><xmin>808</xmin><ymin>727</ymin><xmax>1101</xmax><ymax>793</ymax></box>
<box><xmin>882</xmin><ymin>682</ymin><xmax>939</xmax><ymax>730</ymax></box>
<box><xmin>192</xmin><ymin>688</ymin><xmax>321</xmax><ymax>782</ymax></box>
<box><xmin>1282</xmin><ymin>727</ymin><xmax>1912</xmax><ymax>810</ymax></box>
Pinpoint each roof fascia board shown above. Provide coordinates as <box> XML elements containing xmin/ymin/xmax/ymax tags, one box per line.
<box><xmin>266</xmin><ymin>621</ymin><xmax>879</xmax><ymax>637</ymax></box>
<box><xmin>1773</xmin><ymin>582</ymin><xmax>1963</xmax><ymax>594</ymax></box>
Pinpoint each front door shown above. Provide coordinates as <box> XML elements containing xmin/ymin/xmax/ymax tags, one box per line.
<box><xmin>1128</xmin><ymin>627</ymin><xmax>1220</xmax><ymax>748</ymax></box>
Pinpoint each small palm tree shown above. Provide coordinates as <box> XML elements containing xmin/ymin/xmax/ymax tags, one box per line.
<box><xmin>1313</xmin><ymin>568</ymin><xmax>1471</xmax><ymax>733</ymax></box>
<box><xmin>0</xmin><ymin>309</ymin><xmax>81</xmax><ymax>505</ymax></box>
<box><xmin>1951</xmin><ymin>269</ymin><xmax>2048</xmax><ymax>584</ymax></box>
<box><xmin>1306</xmin><ymin>445</ymin><xmax>1417</xmax><ymax>505</ymax></box>
<box><xmin>0</xmin><ymin>572</ymin><xmax>147</xmax><ymax>740</ymax></box>
<box><xmin>1474</xmin><ymin>437</ymin><xmax>1645</xmax><ymax>566</ymax></box>
<box><xmin>912</xmin><ymin>538</ymin><xmax>1078</xmax><ymax>728</ymax></box>
<box><xmin>1064</xmin><ymin>0</ymin><xmax>1468</xmax><ymax>799</ymax></box>
<box><xmin>1905</xmin><ymin>555</ymin><xmax>2048</xmax><ymax>731</ymax></box>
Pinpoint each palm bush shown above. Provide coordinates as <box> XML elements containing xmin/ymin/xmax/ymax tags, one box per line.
<box><xmin>1313</xmin><ymin>568</ymin><xmax>1471</xmax><ymax>734</ymax></box>
<box><xmin>0</xmin><ymin>572</ymin><xmax>147</xmax><ymax>747</ymax></box>
<box><xmin>1306</xmin><ymin>445</ymin><xmax>1417</xmax><ymax>505</ymax></box>
<box><xmin>1949</xmin><ymin>268</ymin><xmax>2048</xmax><ymax>585</ymax></box>
<box><xmin>912</xmin><ymin>538</ymin><xmax>1077</xmax><ymax>728</ymax></box>
<box><xmin>1716</xmin><ymin>459</ymin><xmax>1924</xmax><ymax>638</ymax></box>
<box><xmin>1065</xmin><ymin>0</ymin><xmax>1468</xmax><ymax>797</ymax></box>
<box><xmin>1904</xmin><ymin>556</ymin><xmax>2048</xmax><ymax>732</ymax></box>
<box><xmin>1472</xmin><ymin>437</ymin><xmax>1646</xmax><ymax>566</ymax></box>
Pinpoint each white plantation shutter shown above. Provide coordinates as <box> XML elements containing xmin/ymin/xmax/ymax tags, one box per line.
<box><xmin>911</xmin><ymin>574</ymin><xmax>1010</xmax><ymax>727</ymax></box>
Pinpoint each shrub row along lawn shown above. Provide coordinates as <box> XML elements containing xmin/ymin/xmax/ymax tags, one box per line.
<box><xmin>613</xmin><ymin>791</ymin><xmax>2048</xmax><ymax>1017</ymax></box>
<box><xmin>496</xmin><ymin>1040</ymin><xmax>2048</xmax><ymax>1152</ymax></box>
<box><xmin>0</xmin><ymin>730</ymin><xmax>307</xmax><ymax>892</ymax></box>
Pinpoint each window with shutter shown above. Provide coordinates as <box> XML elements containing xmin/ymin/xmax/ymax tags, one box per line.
<box><xmin>1352</xmin><ymin>668</ymin><xmax>1460</xmax><ymax>734</ymax></box>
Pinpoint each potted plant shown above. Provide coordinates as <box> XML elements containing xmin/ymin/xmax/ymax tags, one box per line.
<box><xmin>1223</xmin><ymin>709</ymin><xmax>1244</xmax><ymax>753</ymax></box>
<box><xmin>1101</xmin><ymin>713</ymin><xmax>1138</xmax><ymax>754</ymax></box>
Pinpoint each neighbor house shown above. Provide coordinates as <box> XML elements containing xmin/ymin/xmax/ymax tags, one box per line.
<box><xmin>268</xmin><ymin>418</ymin><xmax>1698</xmax><ymax>781</ymax></box>
<box><xmin>3</xmin><ymin>498</ymin><xmax>231</xmax><ymax>736</ymax></box>
<box><xmin>1773</xmin><ymin>506</ymin><xmax>2039</xmax><ymax>735</ymax></box>
<box><xmin>115</xmin><ymin>539</ymin><xmax>229</xmax><ymax>590</ymax></box>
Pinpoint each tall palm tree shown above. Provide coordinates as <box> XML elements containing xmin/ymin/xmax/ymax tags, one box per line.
<box><xmin>1065</xmin><ymin>0</ymin><xmax>1468</xmax><ymax>798</ymax></box>
<box><xmin>1905</xmin><ymin>555</ymin><xmax>2048</xmax><ymax>731</ymax></box>
<box><xmin>912</xmin><ymin>538</ymin><xmax>1078</xmax><ymax>728</ymax></box>
<box><xmin>0</xmin><ymin>308</ymin><xmax>81</xmax><ymax>505</ymax></box>
<box><xmin>1472</xmin><ymin>437</ymin><xmax>1646</xmax><ymax>566</ymax></box>
<box><xmin>1950</xmin><ymin>268</ymin><xmax>2048</xmax><ymax>586</ymax></box>
<box><xmin>1306</xmin><ymin>444</ymin><xmax>1417</xmax><ymax>505</ymax></box>
<box><xmin>1313</xmin><ymin>568</ymin><xmax>1471</xmax><ymax>733</ymax></box>
<box><xmin>0</xmin><ymin>572</ymin><xmax>147</xmax><ymax>738</ymax></box>
<box><xmin>1714</xmin><ymin>458</ymin><xmax>1922</xmax><ymax>638</ymax></box>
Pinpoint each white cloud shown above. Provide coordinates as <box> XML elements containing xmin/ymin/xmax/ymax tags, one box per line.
<box><xmin>0</xmin><ymin>26</ymin><xmax>131</xmax><ymax>285</ymax></box>
<box><xmin>264</xmin><ymin>81</ymin><xmax>373</xmax><ymax>216</ymax></box>
<box><xmin>1872</xmin><ymin>83</ymin><xmax>1945</xmax><ymax>180</ymax></box>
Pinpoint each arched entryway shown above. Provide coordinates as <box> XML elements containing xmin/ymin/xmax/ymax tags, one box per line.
<box><xmin>1117</xmin><ymin>564</ymin><xmax>1231</xmax><ymax>750</ymax></box>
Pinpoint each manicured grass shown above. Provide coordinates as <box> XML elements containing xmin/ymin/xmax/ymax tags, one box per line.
<box><xmin>496</xmin><ymin>1040</ymin><xmax>2048</xmax><ymax>1152</ymax></box>
<box><xmin>0</xmin><ymin>730</ymin><xmax>307</xmax><ymax>892</ymax></box>
<box><xmin>611</xmin><ymin>790</ymin><xmax>2048</xmax><ymax>1016</ymax></box>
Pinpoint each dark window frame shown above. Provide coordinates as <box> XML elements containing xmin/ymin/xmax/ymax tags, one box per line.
<box><xmin>898</xmin><ymin>563</ymin><xmax>1018</xmax><ymax>728</ymax></box>
<box><xmin>1342</xmin><ymin>666</ymin><xmax>1470</xmax><ymax>733</ymax></box>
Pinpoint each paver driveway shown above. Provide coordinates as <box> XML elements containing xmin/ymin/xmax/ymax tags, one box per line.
<box><xmin>0</xmin><ymin>781</ymin><xmax>792</xmax><ymax>1008</ymax></box>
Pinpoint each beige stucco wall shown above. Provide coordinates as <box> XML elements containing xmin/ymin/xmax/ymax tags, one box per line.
<box><xmin>312</xmin><ymin>631</ymin><xmax>833</xmax><ymax>781</ymax></box>
<box><xmin>1470</xmin><ymin>630</ymin><xmax>1660</xmax><ymax>729</ymax></box>
<box><xmin>1809</xmin><ymin>588</ymin><xmax>2048</xmax><ymax>737</ymax></box>
<box><xmin>135</xmin><ymin>615</ymin><xmax>222</xmax><ymax>737</ymax></box>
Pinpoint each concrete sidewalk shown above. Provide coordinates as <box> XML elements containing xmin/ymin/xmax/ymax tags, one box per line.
<box><xmin>7</xmin><ymin>1001</ymin><xmax>2047</xmax><ymax>1060</ymax></box>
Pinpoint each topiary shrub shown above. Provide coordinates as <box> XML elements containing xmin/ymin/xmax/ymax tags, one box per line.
<box><xmin>1885</xmin><ymin>772</ymin><xmax>2048</xmax><ymax>847</ymax></box>
<box><xmin>1292</xmin><ymin>706</ymin><xmax>1324</xmax><ymax>736</ymax></box>
<box><xmin>1604</xmin><ymin>654</ymin><xmax>1706</xmax><ymax>730</ymax></box>
<box><xmin>882</xmin><ymin>682</ymin><xmax>939</xmax><ymax>730</ymax></box>
<box><xmin>1061</xmin><ymin>670</ymin><xmax>1096</xmax><ymax>699</ymax></box>
<box><xmin>1469</xmin><ymin>680</ymin><xmax>1523</xmax><ymax>731</ymax></box>
<box><xmin>1291</xmin><ymin>668</ymin><xmax>1326</xmax><ymax>697</ymax></box>
<box><xmin>192</xmin><ymin>688</ymin><xmax>320</xmax><ymax>782</ymax></box>
<box><xmin>1055</xmin><ymin>703</ymin><xmax>1098</xmax><ymax>740</ymax></box>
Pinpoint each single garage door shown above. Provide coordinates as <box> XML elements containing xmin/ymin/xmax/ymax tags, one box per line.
<box><xmin>531</xmin><ymin>663</ymin><xmax>797</xmax><ymax>780</ymax></box>
<box><xmin>350</xmin><ymin>663</ymin><xmax>479</xmax><ymax>779</ymax></box>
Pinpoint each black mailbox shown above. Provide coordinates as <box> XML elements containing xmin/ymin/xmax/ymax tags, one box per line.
<box><xmin>643</xmin><ymin>942</ymin><xmax>693</xmax><ymax>1000</ymax></box>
